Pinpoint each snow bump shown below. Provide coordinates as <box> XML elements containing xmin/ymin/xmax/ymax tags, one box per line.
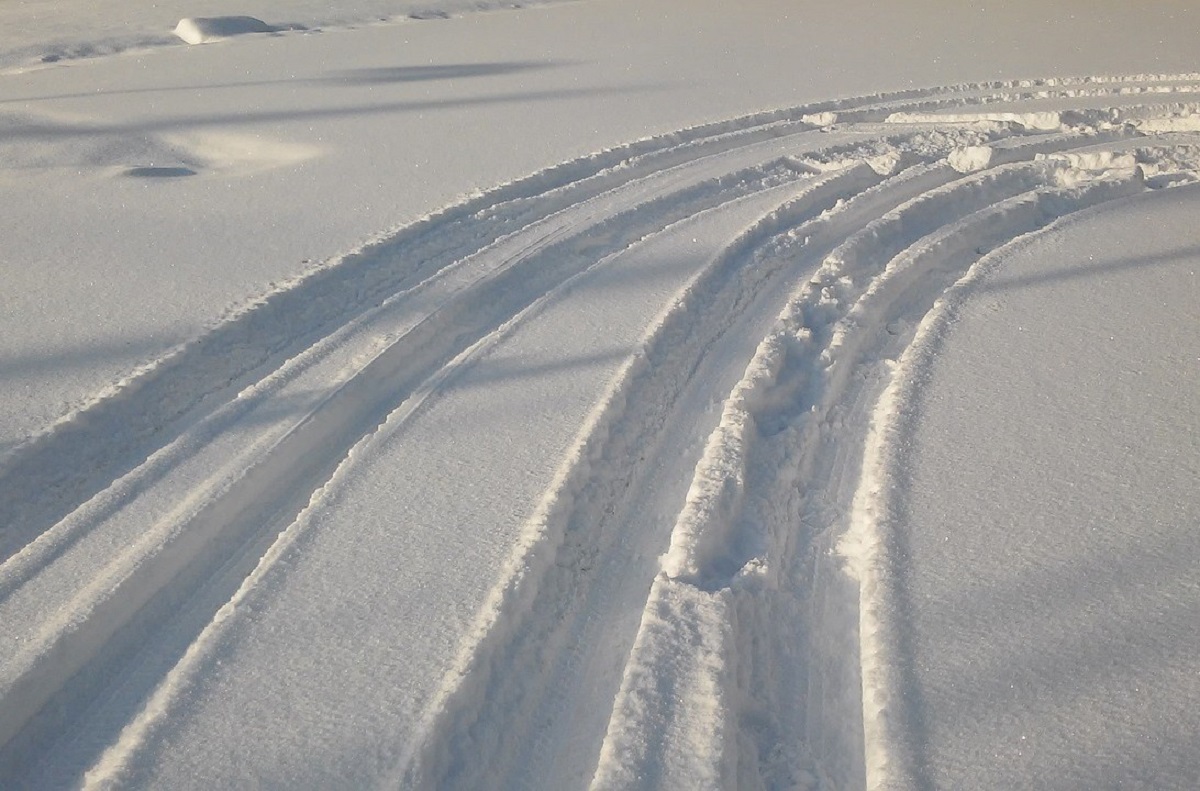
<box><xmin>173</xmin><ymin>17</ymin><xmax>287</xmax><ymax>45</ymax></box>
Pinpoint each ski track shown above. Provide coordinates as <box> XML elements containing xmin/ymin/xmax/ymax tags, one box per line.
<box><xmin>1</xmin><ymin>74</ymin><xmax>1199</xmax><ymax>789</ymax></box>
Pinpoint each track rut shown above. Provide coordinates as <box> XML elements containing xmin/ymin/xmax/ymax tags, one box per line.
<box><xmin>2</xmin><ymin>74</ymin><xmax>1199</xmax><ymax>789</ymax></box>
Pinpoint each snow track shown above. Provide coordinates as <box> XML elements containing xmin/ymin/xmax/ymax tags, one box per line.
<box><xmin>2</xmin><ymin>75</ymin><xmax>1199</xmax><ymax>789</ymax></box>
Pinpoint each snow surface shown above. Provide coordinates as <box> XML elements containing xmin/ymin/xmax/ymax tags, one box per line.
<box><xmin>2</xmin><ymin>1</ymin><xmax>1200</xmax><ymax>789</ymax></box>
<box><xmin>860</xmin><ymin>187</ymin><xmax>1200</xmax><ymax>789</ymax></box>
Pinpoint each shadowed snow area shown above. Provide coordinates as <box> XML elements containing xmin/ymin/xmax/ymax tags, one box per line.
<box><xmin>879</xmin><ymin>186</ymin><xmax>1200</xmax><ymax>789</ymax></box>
<box><xmin>1</xmin><ymin>1</ymin><xmax>1200</xmax><ymax>790</ymax></box>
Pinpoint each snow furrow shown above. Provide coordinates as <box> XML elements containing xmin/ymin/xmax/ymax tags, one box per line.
<box><xmin>0</xmin><ymin>136</ymin><xmax>829</xmax><ymax>617</ymax></box>
<box><xmin>79</xmin><ymin>181</ymin><xmax>831</xmax><ymax>791</ymax></box>
<box><xmin>0</xmin><ymin>74</ymin><xmax>1179</xmax><ymax>562</ymax></box>
<box><xmin>0</xmin><ymin>154</ymin><xmax>821</xmax><ymax>776</ymax></box>
<box><xmin>6</xmin><ymin>123</ymin><xmax>932</xmax><ymax>783</ymax></box>
<box><xmin>654</xmin><ymin>160</ymin><xmax>1071</xmax><ymax>588</ymax></box>
<box><xmin>0</xmin><ymin>113</ymin><xmax>826</xmax><ymax>565</ymax></box>
<box><xmin>2</xmin><ymin>68</ymin><xmax>1198</xmax><ymax>789</ymax></box>
<box><xmin>595</xmin><ymin>130</ymin><xmax>1183</xmax><ymax>789</ymax></box>
<box><xmin>424</xmin><ymin>130</ymin><xmax>1147</xmax><ymax>789</ymax></box>
<box><xmin>401</xmin><ymin>167</ymin><xmax>883</xmax><ymax>790</ymax></box>
<box><xmin>0</xmin><ymin>90</ymin><xmax>1087</xmax><ymax>745</ymax></box>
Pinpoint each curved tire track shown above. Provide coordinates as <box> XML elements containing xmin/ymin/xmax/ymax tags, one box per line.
<box><xmin>0</xmin><ymin>132</ymin><xmax>820</xmax><ymax>780</ymax></box>
<box><xmin>0</xmin><ymin>74</ymin><xmax>1198</xmax><ymax>789</ymax></box>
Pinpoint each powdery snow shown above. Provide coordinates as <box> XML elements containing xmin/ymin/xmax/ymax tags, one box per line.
<box><xmin>854</xmin><ymin>186</ymin><xmax>1200</xmax><ymax>789</ymax></box>
<box><xmin>2</xmin><ymin>1</ymin><xmax>1200</xmax><ymax>789</ymax></box>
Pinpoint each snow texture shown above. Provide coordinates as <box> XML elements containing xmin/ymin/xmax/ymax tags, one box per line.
<box><xmin>2</xmin><ymin>1</ymin><xmax>1200</xmax><ymax>789</ymax></box>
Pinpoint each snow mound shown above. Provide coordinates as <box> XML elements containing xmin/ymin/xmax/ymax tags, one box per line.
<box><xmin>948</xmin><ymin>145</ymin><xmax>993</xmax><ymax>173</ymax></box>
<box><xmin>173</xmin><ymin>17</ymin><xmax>283</xmax><ymax>45</ymax></box>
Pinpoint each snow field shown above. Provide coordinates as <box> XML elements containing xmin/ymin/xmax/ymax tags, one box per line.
<box><xmin>844</xmin><ymin>181</ymin><xmax>1200</xmax><ymax>790</ymax></box>
<box><xmin>2</xmin><ymin>66</ymin><xmax>1200</xmax><ymax>788</ymax></box>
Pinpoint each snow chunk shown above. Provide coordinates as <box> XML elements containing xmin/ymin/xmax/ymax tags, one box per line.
<box><xmin>802</xmin><ymin>111</ymin><xmax>838</xmax><ymax>127</ymax></box>
<box><xmin>865</xmin><ymin>149</ymin><xmax>903</xmax><ymax>176</ymax></box>
<box><xmin>1042</xmin><ymin>150</ymin><xmax>1138</xmax><ymax>171</ymax></box>
<box><xmin>1039</xmin><ymin>150</ymin><xmax>1143</xmax><ymax>188</ymax></box>
<box><xmin>948</xmin><ymin>145</ymin><xmax>993</xmax><ymax>173</ymax></box>
<box><xmin>173</xmin><ymin>17</ymin><xmax>282</xmax><ymax>45</ymax></box>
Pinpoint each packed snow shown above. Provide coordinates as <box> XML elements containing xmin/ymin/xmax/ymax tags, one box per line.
<box><xmin>2</xmin><ymin>1</ymin><xmax>1199</xmax><ymax>789</ymax></box>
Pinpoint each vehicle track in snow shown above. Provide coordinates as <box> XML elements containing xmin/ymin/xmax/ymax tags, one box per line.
<box><xmin>0</xmin><ymin>119</ymin><xmax>829</xmax><ymax>782</ymax></box>
<box><xmin>1</xmin><ymin>74</ymin><xmax>1199</xmax><ymax>789</ymax></box>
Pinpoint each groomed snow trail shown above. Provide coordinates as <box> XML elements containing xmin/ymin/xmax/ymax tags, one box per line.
<box><xmin>1</xmin><ymin>74</ymin><xmax>1199</xmax><ymax>789</ymax></box>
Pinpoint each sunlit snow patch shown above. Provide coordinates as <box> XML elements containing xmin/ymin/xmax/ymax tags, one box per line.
<box><xmin>160</xmin><ymin>131</ymin><xmax>321</xmax><ymax>174</ymax></box>
<box><xmin>173</xmin><ymin>17</ymin><xmax>294</xmax><ymax>45</ymax></box>
<box><xmin>948</xmin><ymin>145</ymin><xmax>993</xmax><ymax>173</ymax></box>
